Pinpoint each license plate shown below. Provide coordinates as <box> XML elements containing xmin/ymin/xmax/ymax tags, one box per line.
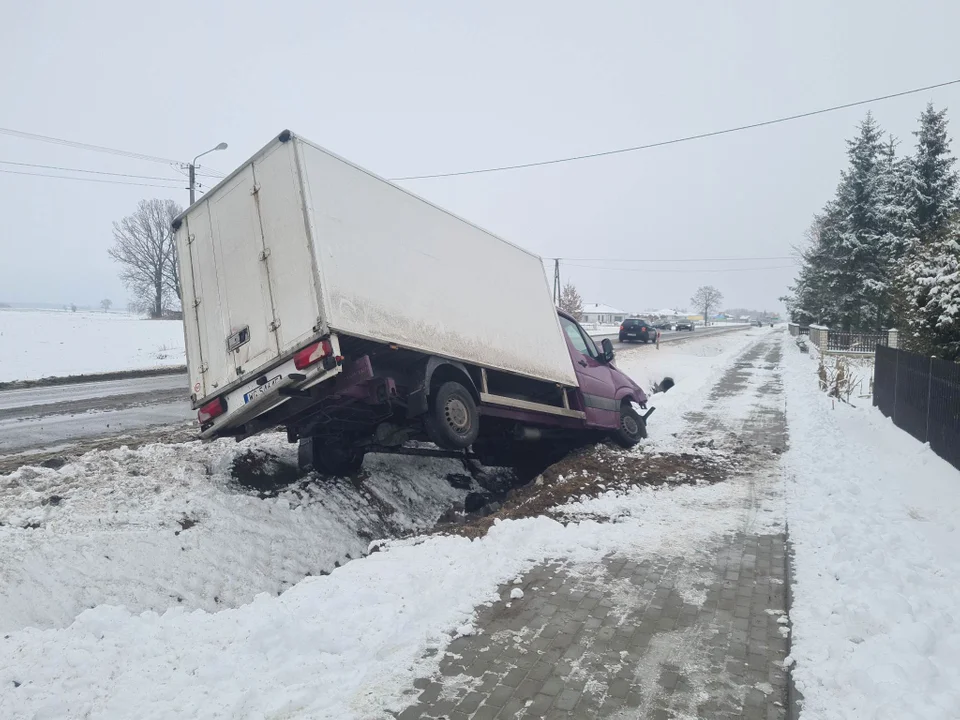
<box><xmin>244</xmin><ymin>375</ymin><xmax>282</xmax><ymax>404</ymax></box>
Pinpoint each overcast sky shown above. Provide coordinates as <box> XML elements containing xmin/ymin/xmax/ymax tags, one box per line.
<box><xmin>2</xmin><ymin>0</ymin><xmax>959</xmax><ymax>314</ymax></box>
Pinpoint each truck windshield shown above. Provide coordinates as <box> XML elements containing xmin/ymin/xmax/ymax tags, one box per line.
<box><xmin>559</xmin><ymin>316</ymin><xmax>598</xmax><ymax>358</ymax></box>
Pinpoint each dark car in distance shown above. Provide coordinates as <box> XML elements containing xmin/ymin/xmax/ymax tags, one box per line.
<box><xmin>675</xmin><ymin>321</ymin><xmax>695</xmax><ymax>331</ymax></box>
<box><xmin>619</xmin><ymin>318</ymin><xmax>658</xmax><ymax>343</ymax></box>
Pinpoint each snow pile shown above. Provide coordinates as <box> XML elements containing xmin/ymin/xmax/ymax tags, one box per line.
<box><xmin>1</xmin><ymin>451</ymin><xmax>773</xmax><ymax>719</ymax></box>
<box><xmin>0</xmin><ymin>433</ymin><xmax>467</xmax><ymax>633</ymax></box>
<box><xmin>781</xmin><ymin>335</ymin><xmax>960</xmax><ymax>719</ymax></box>
<box><xmin>0</xmin><ymin>308</ymin><xmax>184</xmax><ymax>382</ymax></box>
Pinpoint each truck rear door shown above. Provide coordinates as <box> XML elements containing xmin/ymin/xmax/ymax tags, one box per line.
<box><xmin>558</xmin><ymin>316</ymin><xmax>619</xmax><ymax>428</ymax></box>
<box><xmin>179</xmin><ymin>140</ymin><xmax>320</xmax><ymax>403</ymax></box>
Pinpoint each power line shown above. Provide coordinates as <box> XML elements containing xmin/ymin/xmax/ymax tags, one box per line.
<box><xmin>0</xmin><ymin>126</ymin><xmax>184</xmax><ymax>165</ymax></box>
<box><xmin>561</xmin><ymin>262</ymin><xmax>797</xmax><ymax>273</ymax></box>
<box><xmin>0</xmin><ymin>168</ymin><xmax>185</xmax><ymax>189</ymax></box>
<box><xmin>556</xmin><ymin>254</ymin><xmax>796</xmax><ymax>263</ymax></box>
<box><xmin>0</xmin><ymin>159</ymin><xmax>185</xmax><ymax>183</ymax></box>
<box><xmin>392</xmin><ymin>78</ymin><xmax>960</xmax><ymax>180</ymax></box>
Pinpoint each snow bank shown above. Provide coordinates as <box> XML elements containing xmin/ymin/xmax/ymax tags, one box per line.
<box><xmin>0</xmin><ymin>433</ymin><xmax>467</xmax><ymax>633</ymax></box>
<box><xmin>781</xmin><ymin>335</ymin><xmax>960</xmax><ymax>720</ymax></box>
<box><xmin>0</xmin><ymin>308</ymin><xmax>185</xmax><ymax>382</ymax></box>
<box><xmin>1</xmin><ymin>451</ymin><xmax>766</xmax><ymax>719</ymax></box>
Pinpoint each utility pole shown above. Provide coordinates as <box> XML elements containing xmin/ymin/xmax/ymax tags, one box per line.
<box><xmin>189</xmin><ymin>142</ymin><xmax>228</xmax><ymax>206</ymax></box>
<box><xmin>553</xmin><ymin>258</ymin><xmax>561</xmax><ymax>305</ymax></box>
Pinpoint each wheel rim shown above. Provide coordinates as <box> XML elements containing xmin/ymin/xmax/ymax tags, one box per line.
<box><xmin>444</xmin><ymin>397</ymin><xmax>471</xmax><ymax>435</ymax></box>
<box><xmin>621</xmin><ymin>413</ymin><xmax>640</xmax><ymax>438</ymax></box>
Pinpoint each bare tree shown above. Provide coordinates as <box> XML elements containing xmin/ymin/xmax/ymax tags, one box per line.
<box><xmin>559</xmin><ymin>281</ymin><xmax>583</xmax><ymax>320</ymax></box>
<box><xmin>100</xmin><ymin>298</ymin><xmax>113</xmax><ymax>312</ymax></box>
<box><xmin>691</xmin><ymin>286</ymin><xmax>724</xmax><ymax>326</ymax></box>
<box><xmin>108</xmin><ymin>199</ymin><xmax>183</xmax><ymax>318</ymax></box>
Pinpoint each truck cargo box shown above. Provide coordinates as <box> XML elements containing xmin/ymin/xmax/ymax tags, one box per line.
<box><xmin>174</xmin><ymin>131</ymin><xmax>578</xmax><ymax>408</ymax></box>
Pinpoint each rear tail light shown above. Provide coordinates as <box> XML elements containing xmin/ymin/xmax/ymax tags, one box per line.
<box><xmin>198</xmin><ymin>396</ymin><xmax>227</xmax><ymax>424</ymax></box>
<box><xmin>619</xmin><ymin>324</ymin><xmax>624</xmax><ymax>331</ymax></box>
<box><xmin>294</xmin><ymin>339</ymin><xmax>334</xmax><ymax>370</ymax></box>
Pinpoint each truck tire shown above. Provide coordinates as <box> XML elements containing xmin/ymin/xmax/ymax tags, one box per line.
<box><xmin>613</xmin><ymin>405</ymin><xmax>647</xmax><ymax>447</ymax></box>
<box><xmin>425</xmin><ymin>381</ymin><xmax>480</xmax><ymax>450</ymax></box>
<box><xmin>298</xmin><ymin>436</ymin><xmax>365</xmax><ymax>476</ymax></box>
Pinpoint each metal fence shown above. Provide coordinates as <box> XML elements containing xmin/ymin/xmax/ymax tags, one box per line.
<box><xmin>827</xmin><ymin>331</ymin><xmax>889</xmax><ymax>354</ymax></box>
<box><xmin>874</xmin><ymin>346</ymin><xmax>960</xmax><ymax>471</ymax></box>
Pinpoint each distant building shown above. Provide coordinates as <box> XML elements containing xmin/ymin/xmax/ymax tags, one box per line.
<box><xmin>581</xmin><ymin>303</ymin><xmax>627</xmax><ymax>324</ymax></box>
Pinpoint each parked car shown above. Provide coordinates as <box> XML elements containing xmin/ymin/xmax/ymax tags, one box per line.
<box><xmin>675</xmin><ymin>321</ymin><xmax>695</xmax><ymax>331</ymax></box>
<box><xmin>619</xmin><ymin>318</ymin><xmax>658</xmax><ymax>343</ymax></box>
<box><xmin>173</xmin><ymin>130</ymin><xmax>653</xmax><ymax>475</ymax></box>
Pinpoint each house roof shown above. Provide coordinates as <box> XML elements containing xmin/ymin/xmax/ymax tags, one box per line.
<box><xmin>582</xmin><ymin>302</ymin><xmax>626</xmax><ymax>315</ymax></box>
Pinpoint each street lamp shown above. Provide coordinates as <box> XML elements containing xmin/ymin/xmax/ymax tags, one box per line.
<box><xmin>189</xmin><ymin>142</ymin><xmax>228</xmax><ymax>205</ymax></box>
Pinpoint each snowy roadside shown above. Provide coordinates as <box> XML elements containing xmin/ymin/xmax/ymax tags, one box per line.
<box><xmin>617</xmin><ymin>326</ymin><xmax>771</xmax><ymax>443</ymax></box>
<box><xmin>0</xmin><ymin>330</ymin><xmax>780</xmax><ymax>720</ymax></box>
<box><xmin>781</xmin><ymin>335</ymin><xmax>960</xmax><ymax>719</ymax></box>
<box><xmin>0</xmin><ymin>464</ymin><xmax>772</xmax><ymax>720</ymax></box>
<box><xmin>0</xmin><ymin>309</ymin><xmax>185</xmax><ymax>383</ymax></box>
<box><xmin>0</xmin><ymin>434</ymin><xmax>469</xmax><ymax>633</ymax></box>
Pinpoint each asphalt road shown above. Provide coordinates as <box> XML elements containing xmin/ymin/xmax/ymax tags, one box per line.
<box><xmin>594</xmin><ymin>323</ymin><xmax>751</xmax><ymax>350</ymax></box>
<box><xmin>0</xmin><ymin>325</ymin><xmax>750</xmax><ymax>460</ymax></box>
<box><xmin>0</xmin><ymin>374</ymin><xmax>192</xmax><ymax>455</ymax></box>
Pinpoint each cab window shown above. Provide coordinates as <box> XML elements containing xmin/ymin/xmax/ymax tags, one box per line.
<box><xmin>559</xmin><ymin>316</ymin><xmax>597</xmax><ymax>358</ymax></box>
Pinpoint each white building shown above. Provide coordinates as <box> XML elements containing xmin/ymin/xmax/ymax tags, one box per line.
<box><xmin>581</xmin><ymin>302</ymin><xmax>627</xmax><ymax>324</ymax></box>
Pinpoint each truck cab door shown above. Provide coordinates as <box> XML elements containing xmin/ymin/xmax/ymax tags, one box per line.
<box><xmin>558</xmin><ymin>316</ymin><xmax>620</xmax><ymax>428</ymax></box>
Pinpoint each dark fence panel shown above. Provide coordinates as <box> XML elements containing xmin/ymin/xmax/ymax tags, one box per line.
<box><xmin>873</xmin><ymin>345</ymin><xmax>897</xmax><ymax>418</ymax></box>
<box><xmin>928</xmin><ymin>358</ymin><xmax>960</xmax><ymax>470</ymax></box>
<box><xmin>873</xmin><ymin>347</ymin><xmax>960</xmax><ymax>471</ymax></box>
<box><xmin>798</xmin><ymin>327</ymin><xmax>810</xmax><ymax>336</ymax></box>
<box><xmin>894</xmin><ymin>350</ymin><xmax>933</xmax><ymax>443</ymax></box>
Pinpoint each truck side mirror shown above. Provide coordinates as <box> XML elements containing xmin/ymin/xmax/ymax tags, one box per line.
<box><xmin>601</xmin><ymin>338</ymin><xmax>615</xmax><ymax>363</ymax></box>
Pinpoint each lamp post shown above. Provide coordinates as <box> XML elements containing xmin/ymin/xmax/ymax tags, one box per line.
<box><xmin>189</xmin><ymin>142</ymin><xmax>228</xmax><ymax>205</ymax></box>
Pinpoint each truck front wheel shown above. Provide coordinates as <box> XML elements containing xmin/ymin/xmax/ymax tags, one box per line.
<box><xmin>298</xmin><ymin>436</ymin><xmax>365</xmax><ymax>476</ymax></box>
<box><xmin>613</xmin><ymin>405</ymin><xmax>647</xmax><ymax>448</ymax></box>
<box><xmin>425</xmin><ymin>381</ymin><xmax>480</xmax><ymax>450</ymax></box>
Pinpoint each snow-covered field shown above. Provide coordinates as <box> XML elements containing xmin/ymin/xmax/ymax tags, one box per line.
<box><xmin>782</xmin><ymin>338</ymin><xmax>960</xmax><ymax>719</ymax></box>
<box><xmin>0</xmin><ymin>308</ymin><xmax>185</xmax><ymax>382</ymax></box>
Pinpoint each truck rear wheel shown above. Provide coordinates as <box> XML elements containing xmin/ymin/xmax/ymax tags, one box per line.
<box><xmin>613</xmin><ymin>405</ymin><xmax>647</xmax><ymax>448</ymax></box>
<box><xmin>425</xmin><ymin>381</ymin><xmax>480</xmax><ymax>450</ymax></box>
<box><xmin>298</xmin><ymin>436</ymin><xmax>365</xmax><ymax>476</ymax></box>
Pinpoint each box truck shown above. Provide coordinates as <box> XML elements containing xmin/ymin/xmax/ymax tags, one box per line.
<box><xmin>173</xmin><ymin>130</ymin><xmax>650</xmax><ymax>473</ymax></box>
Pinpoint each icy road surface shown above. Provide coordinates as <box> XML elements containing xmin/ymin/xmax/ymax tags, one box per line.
<box><xmin>0</xmin><ymin>373</ymin><xmax>192</xmax><ymax>454</ymax></box>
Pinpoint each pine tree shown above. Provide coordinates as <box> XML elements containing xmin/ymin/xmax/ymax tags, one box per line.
<box><xmin>559</xmin><ymin>281</ymin><xmax>583</xmax><ymax>320</ymax></box>
<box><xmin>908</xmin><ymin>103</ymin><xmax>958</xmax><ymax>243</ymax></box>
<box><xmin>831</xmin><ymin>113</ymin><xmax>885</xmax><ymax>330</ymax></box>
<box><xmin>899</xmin><ymin>104</ymin><xmax>960</xmax><ymax>357</ymax></box>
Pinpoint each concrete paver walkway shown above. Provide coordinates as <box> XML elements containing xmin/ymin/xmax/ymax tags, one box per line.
<box><xmin>399</xmin><ymin>337</ymin><xmax>789</xmax><ymax>719</ymax></box>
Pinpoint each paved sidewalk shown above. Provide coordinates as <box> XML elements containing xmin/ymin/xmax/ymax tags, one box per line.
<box><xmin>398</xmin><ymin>336</ymin><xmax>789</xmax><ymax>719</ymax></box>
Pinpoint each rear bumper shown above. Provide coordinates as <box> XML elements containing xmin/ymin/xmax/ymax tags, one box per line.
<box><xmin>198</xmin><ymin>336</ymin><xmax>343</xmax><ymax>439</ymax></box>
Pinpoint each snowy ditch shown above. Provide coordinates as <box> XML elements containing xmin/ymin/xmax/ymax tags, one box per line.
<box><xmin>0</xmin><ymin>433</ymin><xmax>483</xmax><ymax>633</ymax></box>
